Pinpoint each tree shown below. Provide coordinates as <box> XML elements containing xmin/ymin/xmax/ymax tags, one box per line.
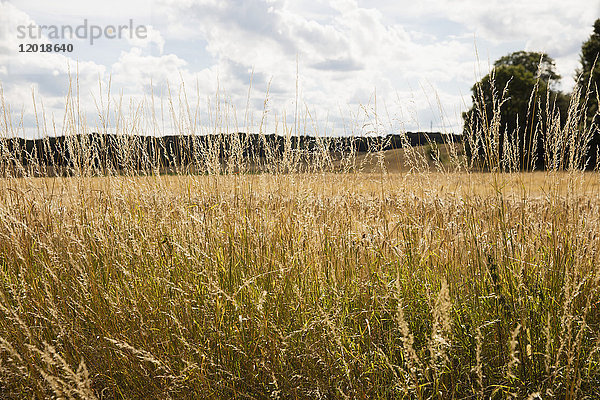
<box><xmin>462</xmin><ymin>51</ymin><xmax>569</xmax><ymax>170</ymax></box>
<box><xmin>495</xmin><ymin>51</ymin><xmax>561</xmax><ymax>85</ymax></box>
<box><xmin>577</xmin><ymin>18</ymin><xmax>600</xmax><ymax>168</ymax></box>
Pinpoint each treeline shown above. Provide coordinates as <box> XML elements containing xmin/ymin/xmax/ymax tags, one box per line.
<box><xmin>462</xmin><ymin>19</ymin><xmax>600</xmax><ymax>171</ymax></box>
<box><xmin>0</xmin><ymin>131</ymin><xmax>459</xmax><ymax>176</ymax></box>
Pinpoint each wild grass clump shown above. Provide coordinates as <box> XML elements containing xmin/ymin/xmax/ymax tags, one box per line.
<box><xmin>0</xmin><ymin>73</ymin><xmax>599</xmax><ymax>399</ymax></box>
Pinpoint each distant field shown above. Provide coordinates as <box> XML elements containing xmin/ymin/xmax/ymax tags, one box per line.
<box><xmin>348</xmin><ymin>143</ymin><xmax>463</xmax><ymax>173</ymax></box>
<box><xmin>1</xmin><ymin>170</ymin><xmax>599</xmax><ymax>399</ymax></box>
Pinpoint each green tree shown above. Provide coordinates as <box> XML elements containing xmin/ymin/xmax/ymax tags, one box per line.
<box><xmin>577</xmin><ymin>18</ymin><xmax>600</xmax><ymax>168</ymax></box>
<box><xmin>495</xmin><ymin>51</ymin><xmax>561</xmax><ymax>84</ymax></box>
<box><xmin>463</xmin><ymin>51</ymin><xmax>569</xmax><ymax>170</ymax></box>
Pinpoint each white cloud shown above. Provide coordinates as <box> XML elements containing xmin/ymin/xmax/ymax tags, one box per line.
<box><xmin>1</xmin><ymin>1</ymin><xmax>107</xmax><ymax>137</ymax></box>
<box><xmin>126</xmin><ymin>25</ymin><xmax>166</xmax><ymax>54</ymax></box>
<box><xmin>384</xmin><ymin>0</ymin><xmax>600</xmax><ymax>89</ymax></box>
<box><xmin>111</xmin><ymin>47</ymin><xmax>188</xmax><ymax>88</ymax></box>
<box><xmin>2</xmin><ymin>0</ymin><xmax>600</xmax><ymax>137</ymax></box>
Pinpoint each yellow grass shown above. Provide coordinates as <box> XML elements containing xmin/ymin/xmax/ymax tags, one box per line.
<box><xmin>1</xmin><ymin>170</ymin><xmax>599</xmax><ymax>398</ymax></box>
<box><xmin>1</xmin><ymin>70</ymin><xmax>599</xmax><ymax>398</ymax></box>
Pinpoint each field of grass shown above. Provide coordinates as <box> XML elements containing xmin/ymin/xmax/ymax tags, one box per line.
<box><xmin>1</xmin><ymin>73</ymin><xmax>600</xmax><ymax>398</ymax></box>
<box><xmin>0</xmin><ymin>169</ymin><xmax>599</xmax><ymax>399</ymax></box>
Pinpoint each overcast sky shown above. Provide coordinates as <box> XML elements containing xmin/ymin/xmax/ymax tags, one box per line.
<box><xmin>1</xmin><ymin>0</ymin><xmax>599</xmax><ymax>138</ymax></box>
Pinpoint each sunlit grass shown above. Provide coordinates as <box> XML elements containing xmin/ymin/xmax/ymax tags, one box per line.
<box><xmin>0</xmin><ymin>171</ymin><xmax>599</xmax><ymax>399</ymax></box>
<box><xmin>0</xmin><ymin>71</ymin><xmax>599</xmax><ymax>398</ymax></box>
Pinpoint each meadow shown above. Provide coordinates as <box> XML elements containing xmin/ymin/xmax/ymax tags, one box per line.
<box><xmin>0</xmin><ymin>78</ymin><xmax>599</xmax><ymax>399</ymax></box>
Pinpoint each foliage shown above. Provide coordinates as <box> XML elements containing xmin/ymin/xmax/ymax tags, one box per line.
<box><xmin>463</xmin><ymin>51</ymin><xmax>570</xmax><ymax>170</ymax></box>
<box><xmin>577</xmin><ymin>18</ymin><xmax>600</xmax><ymax>167</ymax></box>
<box><xmin>495</xmin><ymin>50</ymin><xmax>561</xmax><ymax>85</ymax></box>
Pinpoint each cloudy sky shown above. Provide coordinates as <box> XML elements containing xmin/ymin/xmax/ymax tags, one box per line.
<box><xmin>1</xmin><ymin>0</ymin><xmax>599</xmax><ymax>138</ymax></box>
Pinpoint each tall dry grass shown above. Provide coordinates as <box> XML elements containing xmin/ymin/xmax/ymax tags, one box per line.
<box><xmin>0</xmin><ymin>72</ymin><xmax>599</xmax><ymax>399</ymax></box>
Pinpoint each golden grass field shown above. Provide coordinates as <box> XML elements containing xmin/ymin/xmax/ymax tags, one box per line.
<box><xmin>1</xmin><ymin>168</ymin><xmax>599</xmax><ymax>399</ymax></box>
<box><xmin>1</xmin><ymin>70</ymin><xmax>600</xmax><ymax>398</ymax></box>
